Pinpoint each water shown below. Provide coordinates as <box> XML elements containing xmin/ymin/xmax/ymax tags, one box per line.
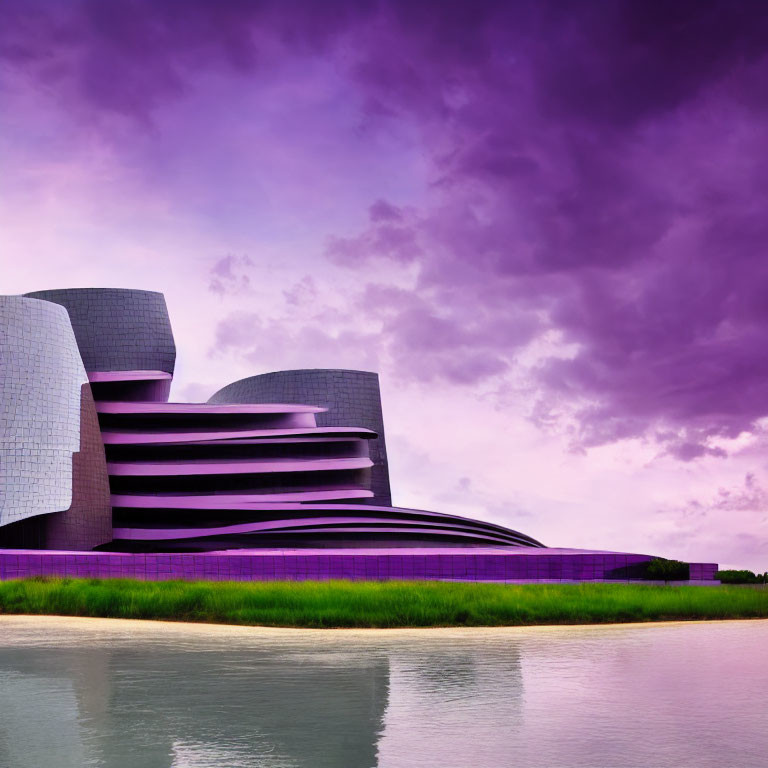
<box><xmin>0</xmin><ymin>618</ymin><xmax>766</xmax><ymax>768</ymax></box>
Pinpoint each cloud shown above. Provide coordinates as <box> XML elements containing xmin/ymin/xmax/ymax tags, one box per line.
<box><xmin>283</xmin><ymin>276</ymin><xmax>318</xmax><ymax>306</ymax></box>
<box><xmin>356</xmin><ymin>283</ymin><xmax>540</xmax><ymax>385</ymax></box>
<box><xmin>325</xmin><ymin>200</ymin><xmax>423</xmax><ymax>267</ymax></box>
<box><xmin>320</xmin><ymin>0</ymin><xmax>768</xmax><ymax>458</ymax></box>
<box><xmin>209</xmin><ymin>309</ymin><xmax>380</xmax><ymax>373</ymax></box>
<box><xmin>0</xmin><ymin>0</ymin><xmax>367</xmax><ymax>124</ymax></box>
<box><xmin>208</xmin><ymin>254</ymin><xmax>254</xmax><ymax>296</ymax></box>
<box><xmin>6</xmin><ymin>0</ymin><xmax>768</xmax><ymax>462</ymax></box>
<box><xmin>712</xmin><ymin>472</ymin><xmax>768</xmax><ymax>514</ymax></box>
<box><xmin>650</xmin><ymin>472</ymin><xmax>768</xmax><ymax>567</ymax></box>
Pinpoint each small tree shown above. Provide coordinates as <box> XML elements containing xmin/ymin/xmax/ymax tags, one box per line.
<box><xmin>645</xmin><ymin>558</ymin><xmax>690</xmax><ymax>583</ymax></box>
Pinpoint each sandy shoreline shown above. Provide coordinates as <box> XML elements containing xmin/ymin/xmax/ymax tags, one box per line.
<box><xmin>2</xmin><ymin>613</ymin><xmax>767</xmax><ymax>639</ymax></box>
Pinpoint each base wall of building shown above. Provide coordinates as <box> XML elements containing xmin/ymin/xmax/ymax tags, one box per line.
<box><xmin>0</xmin><ymin>549</ymin><xmax>719</xmax><ymax>582</ymax></box>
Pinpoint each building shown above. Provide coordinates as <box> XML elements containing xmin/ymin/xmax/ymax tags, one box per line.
<box><xmin>0</xmin><ymin>288</ymin><xmax>718</xmax><ymax>582</ymax></box>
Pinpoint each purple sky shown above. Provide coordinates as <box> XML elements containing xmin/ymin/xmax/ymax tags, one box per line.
<box><xmin>2</xmin><ymin>0</ymin><xmax>767</xmax><ymax>569</ymax></box>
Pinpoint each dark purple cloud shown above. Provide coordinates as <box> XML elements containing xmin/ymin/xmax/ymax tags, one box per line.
<box><xmin>6</xmin><ymin>0</ymin><xmax>768</xmax><ymax>459</ymax></box>
<box><xmin>326</xmin><ymin>201</ymin><xmax>423</xmax><ymax>266</ymax></box>
<box><xmin>326</xmin><ymin>0</ymin><xmax>768</xmax><ymax>457</ymax></box>
<box><xmin>0</xmin><ymin>0</ymin><xmax>367</xmax><ymax>122</ymax></box>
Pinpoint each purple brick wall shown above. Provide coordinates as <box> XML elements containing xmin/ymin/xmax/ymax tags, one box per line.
<box><xmin>0</xmin><ymin>549</ymin><xmax>719</xmax><ymax>583</ymax></box>
<box><xmin>689</xmin><ymin>562</ymin><xmax>719</xmax><ymax>581</ymax></box>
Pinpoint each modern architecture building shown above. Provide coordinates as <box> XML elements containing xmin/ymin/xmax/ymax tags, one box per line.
<box><xmin>0</xmin><ymin>288</ymin><xmax>718</xmax><ymax>582</ymax></box>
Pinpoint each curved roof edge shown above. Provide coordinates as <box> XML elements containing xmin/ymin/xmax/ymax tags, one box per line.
<box><xmin>25</xmin><ymin>286</ymin><xmax>166</xmax><ymax>298</ymax></box>
<box><xmin>23</xmin><ymin>287</ymin><xmax>176</xmax><ymax>376</ymax></box>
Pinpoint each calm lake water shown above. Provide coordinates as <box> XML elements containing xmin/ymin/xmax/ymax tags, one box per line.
<box><xmin>0</xmin><ymin>617</ymin><xmax>766</xmax><ymax>768</ymax></box>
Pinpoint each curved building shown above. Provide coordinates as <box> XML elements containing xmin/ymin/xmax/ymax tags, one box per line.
<box><xmin>0</xmin><ymin>296</ymin><xmax>111</xmax><ymax>549</ymax></box>
<box><xmin>0</xmin><ymin>289</ymin><xmax>545</xmax><ymax>552</ymax></box>
<box><xmin>24</xmin><ymin>288</ymin><xmax>176</xmax><ymax>401</ymax></box>
<box><xmin>209</xmin><ymin>370</ymin><xmax>392</xmax><ymax>505</ymax></box>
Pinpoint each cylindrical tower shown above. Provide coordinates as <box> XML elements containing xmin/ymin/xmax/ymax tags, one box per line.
<box><xmin>209</xmin><ymin>370</ymin><xmax>392</xmax><ymax>505</ymax></box>
<box><xmin>24</xmin><ymin>288</ymin><xmax>176</xmax><ymax>401</ymax></box>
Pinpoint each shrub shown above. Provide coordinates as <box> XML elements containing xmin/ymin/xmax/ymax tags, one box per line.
<box><xmin>716</xmin><ymin>569</ymin><xmax>766</xmax><ymax>584</ymax></box>
<box><xmin>645</xmin><ymin>558</ymin><xmax>690</xmax><ymax>582</ymax></box>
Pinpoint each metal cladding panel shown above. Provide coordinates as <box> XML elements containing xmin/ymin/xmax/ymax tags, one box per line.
<box><xmin>1</xmin><ymin>297</ymin><xmax>83</xmax><ymax>524</ymax></box>
<box><xmin>0</xmin><ymin>297</ymin><xmax>111</xmax><ymax>547</ymax></box>
<box><xmin>208</xmin><ymin>369</ymin><xmax>392</xmax><ymax>505</ymax></box>
<box><xmin>46</xmin><ymin>385</ymin><xmax>112</xmax><ymax>548</ymax></box>
<box><xmin>24</xmin><ymin>288</ymin><xmax>176</xmax><ymax>375</ymax></box>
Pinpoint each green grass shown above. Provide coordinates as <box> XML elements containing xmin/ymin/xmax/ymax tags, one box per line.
<box><xmin>0</xmin><ymin>578</ymin><xmax>767</xmax><ymax>628</ymax></box>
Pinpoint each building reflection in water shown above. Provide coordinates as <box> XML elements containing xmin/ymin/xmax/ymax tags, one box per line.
<box><xmin>0</xmin><ymin>623</ymin><xmax>390</xmax><ymax>768</ymax></box>
<box><xmin>0</xmin><ymin>622</ymin><xmax>525</xmax><ymax>768</ymax></box>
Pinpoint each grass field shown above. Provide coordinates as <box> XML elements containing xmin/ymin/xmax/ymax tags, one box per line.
<box><xmin>0</xmin><ymin>578</ymin><xmax>767</xmax><ymax>628</ymax></box>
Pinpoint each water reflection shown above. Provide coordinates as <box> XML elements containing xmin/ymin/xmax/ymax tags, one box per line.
<box><xmin>0</xmin><ymin>623</ymin><xmax>389</xmax><ymax>768</ymax></box>
<box><xmin>0</xmin><ymin>618</ymin><xmax>767</xmax><ymax>768</ymax></box>
<box><xmin>378</xmin><ymin>641</ymin><xmax>524</xmax><ymax>767</ymax></box>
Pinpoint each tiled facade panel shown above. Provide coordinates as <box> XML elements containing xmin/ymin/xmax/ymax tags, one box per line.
<box><xmin>209</xmin><ymin>370</ymin><xmax>392</xmax><ymax>505</ymax></box>
<box><xmin>0</xmin><ymin>298</ymin><xmax>85</xmax><ymax>525</ymax></box>
<box><xmin>44</xmin><ymin>386</ymin><xmax>112</xmax><ymax>549</ymax></box>
<box><xmin>24</xmin><ymin>288</ymin><xmax>176</xmax><ymax>374</ymax></box>
<box><xmin>0</xmin><ymin>386</ymin><xmax>111</xmax><ymax>550</ymax></box>
<box><xmin>0</xmin><ymin>297</ymin><xmax>112</xmax><ymax>548</ymax></box>
<box><xmin>0</xmin><ymin>550</ymin><xmax>720</xmax><ymax>583</ymax></box>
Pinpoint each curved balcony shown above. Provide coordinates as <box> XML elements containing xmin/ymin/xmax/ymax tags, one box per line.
<box><xmin>108</xmin><ymin>500</ymin><xmax>544</xmax><ymax>551</ymax></box>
